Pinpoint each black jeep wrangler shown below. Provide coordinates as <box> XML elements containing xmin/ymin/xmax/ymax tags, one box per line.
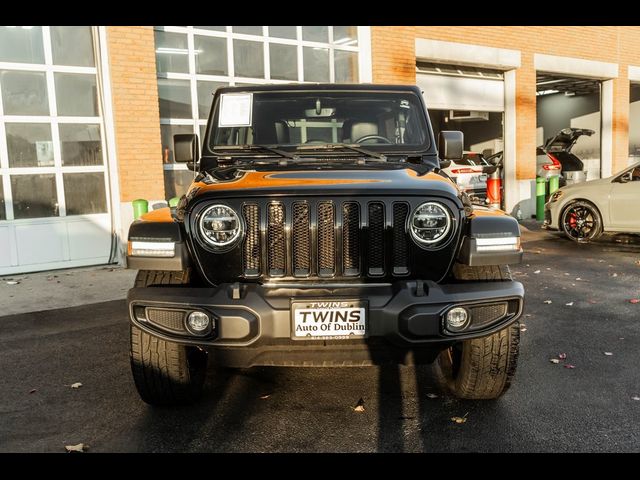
<box><xmin>127</xmin><ymin>84</ymin><xmax>524</xmax><ymax>405</ymax></box>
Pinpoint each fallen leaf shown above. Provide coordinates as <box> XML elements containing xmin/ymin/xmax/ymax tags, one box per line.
<box><xmin>526</xmin><ymin>264</ymin><xmax>530</xmax><ymax>267</ymax></box>
<box><xmin>598</xmin><ymin>260</ymin><xmax>605</xmax><ymax>263</ymax></box>
<box><xmin>564</xmin><ymin>364</ymin><xmax>576</xmax><ymax>369</ymax></box>
<box><xmin>29</xmin><ymin>389</ymin><xmax>37</xmax><ymax>394</ymax></box>
<box><xmin>611</xmin><ymin>273</ymin><xmax>618</xmax><ymax>278</ymax></box>
<box><xmin>546</xmin><ymin>267</ymin><xmax>552</xmax><ymax>270</ymax></box>
<box><xmin>632</xmin><ymin>396</ymin><xmax>640</xmax><ymax>401</ymax></box>
<box><xmin>564</xmin><ymin>273</ymin><xmax>570</xmax><ymax>276</ymax></box>
<box><xmin>520</xmin><ymin>328</ymin><xmax>528</xmax><ymax>332</ymax></box>
<box><xmin>635</xmin><ymin>260</ymin><xmax>640</xmax><ymax>266</ymax></box>
<box><xmin>6</xmin><ymin>281</ymin><xmax>19</xmax><ymax>285</ymax></box>
<box><xmin>259</xmin><ymin>394</ymin><xmax>271</xmax><ymax>400</ymax></box>
<box><xmin>451</xmin><ymin>412</ymin><xmax>469</xmax><ymax>424</ymax></box>
<box><xmin>65</xmin><ymin>443</ymin><xmax>88</xmax><ymax>453</ymax></box>
<box><xmin>558</xmin><ymin>353</ymin><xmax>567</xmax><ymax>360</ymax></box>
<box><xmin>70</xmin><ymin>382</ymin><xmax>82</xmax><ymax>389</ymax></box>
<box><xmin>426</xmin><ymin>393</ymin><xmax>439</xmax><ymax>399</ymax></box>
<box><xmin>588</xmin><ymin>299</ymin><xmax>598</xmax><ymax>304</ymax></box>
<box><xmin>544</xmin><ymin>300</ymin><xmax>552</xmax><ymax>304</ymax></box>
<box><xmin>525</xmin><ymin>314</ymin><xmax>532</xmax><ymax>318</ymax></box>
<box><xmin>353</xmin><ymin>398</ymin><xmax>365</xmax><ymax>412</ymax></box>
<box><xmin>629</xmin><ymin>299</ymin><xmax>640</xmax><ymax>304</ymax></box>
<box><xmin>575</xmin><ymin>277</ymin><xmax>582</xmax><ymax>281</ymax></box>
<box><xmin>565</xmin><ymin>302</ymin><xmax>574</xmax><ymax>306</ymax></box>
<box><xmin>549</xmin><ymin>358</ymin><xmax>560</xmax><ymax>364</ymax></box>
<box><xmin>534</xmin><ymin>270</ymin><xmax>541</xmax><ymax>274</ymax></box>
<box><xmin>603</xmin><ymin>352</ymin><xmax>613</xmax><ymax>356</ymax></box>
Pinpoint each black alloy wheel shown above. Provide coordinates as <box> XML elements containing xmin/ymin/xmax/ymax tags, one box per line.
<box><xmin>561</xmin><ymin>201</ymin><xmax>603</xmax><ymax>243</ymax></box>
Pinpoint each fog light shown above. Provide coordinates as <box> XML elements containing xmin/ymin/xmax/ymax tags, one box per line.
<box><xmin>187</xmin><ymin>311</ymin><xmax>210</xmax><ymax>333</ymax></box>
<box><xmin>446</xmin><ymin>307</ymin><xmax>469</xmax><ymax>331</ymax></box>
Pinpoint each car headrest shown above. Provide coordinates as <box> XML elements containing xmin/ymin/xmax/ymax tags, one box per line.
<box><xmin>342</xmin><ymin>120</ymin><xmax>378</xmax><ymax>143</ymax></box>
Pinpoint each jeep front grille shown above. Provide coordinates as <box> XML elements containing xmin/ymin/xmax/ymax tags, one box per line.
<box><xmin>240</xmin><ymin>199</ymin><xmax>413</xmax><ymax>280</ymax></box>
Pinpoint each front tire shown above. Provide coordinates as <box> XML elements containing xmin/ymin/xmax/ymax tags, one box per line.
<box><xmin>433</xmin><ymin>264</ymin><xmax>520</xmax><ymax>399</ymax></box>
<box><xmin>130</xmin><ymin>270</ymin><xmax>208</xmax><ymax>406</ymax></box>
<box><xmin>560</xmin><ymin>200</ymin><xmax>603</xmax><ymax>243</ymax></box>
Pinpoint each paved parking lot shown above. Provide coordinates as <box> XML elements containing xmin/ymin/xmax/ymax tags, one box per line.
<box><xmin>1</xmin><ymin>223</ymin><xmax>639</xmax><ymax>452</ymax></box>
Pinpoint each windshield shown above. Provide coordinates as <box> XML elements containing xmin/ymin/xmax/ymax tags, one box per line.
<box><xmin>208</xmin><ymin>90</ymin><xmax>429</xmax><ymax>152</ymax></box>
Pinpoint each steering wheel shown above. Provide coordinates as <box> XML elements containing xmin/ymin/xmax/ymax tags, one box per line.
<box><xmin>353</xmin><ymin>134</ymin><xmax>393</xmax><ymax>145</ymax></box>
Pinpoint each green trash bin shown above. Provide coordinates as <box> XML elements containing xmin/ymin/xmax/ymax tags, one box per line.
<box><xmin>536</xmin><ymin>177</ymin><xmax>546</xmax><ymax>221</ymax></box>
<box><xmin>132</xmin><ymin>199</ymin><xmax>148</xmax><ymax>220</ymax></box>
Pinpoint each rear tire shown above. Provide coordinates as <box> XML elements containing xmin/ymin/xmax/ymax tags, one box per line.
<box><xmin>434</xmin><ymin>264</ymin><xmax>520</xmax><ymax>399</ymax></box>
<box><xmin>130</xmin><ymin>270</ymin><xmax>208</xmax><ymax>406</ymax></box>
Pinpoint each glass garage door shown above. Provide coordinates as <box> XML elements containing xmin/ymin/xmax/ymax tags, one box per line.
<box><xmin>0</xmin><ymin>26</ymin><xmax>113</xmax><ymax>274</ymax></box>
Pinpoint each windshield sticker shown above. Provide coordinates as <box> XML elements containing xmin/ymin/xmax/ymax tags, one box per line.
<box><xmin>218</xmin><ymin>93</ymin><xmax>253</xmax><ymax>127</ymax></box>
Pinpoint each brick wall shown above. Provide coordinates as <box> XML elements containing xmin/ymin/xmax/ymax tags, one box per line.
<box><xmin>106</xmin><ymin>26</ymin><xmax>164</xmax><ymax>202</ymax></box>
<box><xmin>371</xmin><ymin>26</ymin><xmax>640</xmax><ymax>179</ymax></box>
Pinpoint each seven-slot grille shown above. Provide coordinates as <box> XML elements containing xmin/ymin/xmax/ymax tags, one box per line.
<box><xmin>241</xmin><ymin>199</ymin><xmax>411</xmax><ymax>279</ymax></box>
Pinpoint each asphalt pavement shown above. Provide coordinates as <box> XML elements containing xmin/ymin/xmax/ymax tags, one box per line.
<box><xmin>1</xmin><ymin>223</ymin><xmax>639</xmax><ymax>452</ymax></box>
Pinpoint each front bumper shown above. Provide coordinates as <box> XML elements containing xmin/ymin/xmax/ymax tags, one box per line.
<box><xmin>128</xmin><ymin>280</ymin><xmax>524</xmax><ymax>367</ymax></box>
<box><xmin>542</xmin><ymin>201</ymin><xmax>560</xmax><ymax>230</ymax></box>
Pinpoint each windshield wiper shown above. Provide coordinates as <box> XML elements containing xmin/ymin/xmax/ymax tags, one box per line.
<box><xmin>295</xmin><ymin>143</ymin><xmax>387</xmax><ymax>160</ymax></box>
<box><xmin>213</xmin><ymin>144</ymin><xmax>295</xmax><ymax>159</ymax></box>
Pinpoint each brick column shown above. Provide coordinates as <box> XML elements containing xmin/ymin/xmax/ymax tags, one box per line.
<box><xmin>371</xmin><ymin>26</ymin><xmax>417</xmax><ymax>84</ymax></box>
<box><xmin>515</xmin><ymin>53</ymin><xmax>537</xmax><ymax>180</ymax></box>
<box><xmin>106</xmin><ymin>26</ymin><xmax>164</xmax><ymax>202</ymax></box>
<box><xmin>612</xmin><ymin>68</ymin><xmax>630</xmax><ymax>174</ymax></box>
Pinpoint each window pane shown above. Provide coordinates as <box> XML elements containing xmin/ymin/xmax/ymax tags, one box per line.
<box><xmin>269</xmin><ymin>44</ymin><xmax>297</xmax><ymax>81</ymax></box>
<box><xmin>302</xmin><ymin>26</ymin><xmax>328</xmax><ymax>43</ymax></box>
<box><xmin>11</xmin><ymin>174</ymin><xmax>58</xmax><ymax>219</ymax></box>
<box><xmin>0</xmin><ymin>26</ymin><xmax>44</xmax><ymax>64</ymax></box>
<box><xmin>0</xmin><ymin>180</ymin><xmax>5</xmax><ymax>221</ymax></box>
<box><xmin>157</xmin><ymin>78</ymin><xmax>192</xmax><ymax>119</ymax></box>
<box><xmin>51</xmin><ymin>26</ymin><xmax>95</xmax><ymax>67</ymax></box>
<box><xmin>333</xmin><ymin>26</ymin><xmax>358</xmax><ymax>46</ymax></box>
<box><xmin>5</xmin><ymin>123</ymin><xmax>54</xmax><ymax>168</ymax></box>
<box><xmin>197</xmin><ymin>81</ymin><xmax>226</xmax><ymax>119</ymax></box>
<box><xmin>232</xmin><ymin>26</ymin><xmax>262</xmax><ymax>36</ymax></box>
<box><xmin>0</xmin><ymin>71</ymin><xmax>49</xmax><ymax>115</ymax></box>
<box><xmin>63</xmin><ymin>172</ymin><xmax>107</xmax><ymax>215</ymax></box>
<box><xmin>55</xmin><ymin>73</ymin><xmax>98</xmax><ymax>117</ymax></box>
<box><xmin>60</xmin><ymin>124</ymin><xmax>103</xmax><ymax>166</ymax></box>
<box><xmin>334</xmin><ymin>50</ymin><xmax>359</xmax><ymax>83</ymax></box>
<box><xmin>268</xmin><ymin>26</ymin><xmax>296</xmax><ymax>39</ymax></box>
<box><xmin>160</xmin><ymin>124</ymin><xmax>193</xmax><ymax>163</ymax></box>
<box><xmin>194</xmin><ymin>35</ymin><xmax>228</xmax><ymax>75</ymax></box>
<box><xmin>233</xmin><ymin>40</ymin><xmax>264</xmax><ymax>78</ymax></box>
<box><xmin>164</xmin><ymin>169</ymin><xmax>194</xmax><ymax>200</ymax></box>
<box><xmin>303</xmin><ymin>47</ymin><xmax>329</xmax><ymax>82</ymax></box>
<box><xmin>194</xmin><ymin>26</ymin><xmax>226</xmax><ymax>31</ymax></box>
<box><xmin>154</xmin><ymin>30</ymin><xmax>189</xmax><ymax>74</ymax></box>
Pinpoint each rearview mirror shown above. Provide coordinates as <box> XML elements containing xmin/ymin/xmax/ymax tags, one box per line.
<box><xmin>438</xmin><ymin>131</ymin><xmax>463</xmax><ymax>162</ymax></box>
<box><xmin>174</xmin><ymin>134</ymin><xmax>200</xmax><ymax>170</ymax></box>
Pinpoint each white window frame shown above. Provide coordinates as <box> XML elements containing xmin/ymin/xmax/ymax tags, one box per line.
<box><xmin>0</xmin><ymin>26</ymin><xmax>111</xmax><ymax>224</ymax></box>
<box><xmin>154</xmin><ymin>26</ymin><xmax>367</xmax><ymax>181</ymax></box>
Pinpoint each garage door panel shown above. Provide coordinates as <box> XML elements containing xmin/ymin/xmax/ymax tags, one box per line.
<box><xmin>67</xmin><ymin>215</ymin><xmax>112</xmax><ymax>260</ymax></box>
<box><xmin>417</xmin><ymin>73</ymin><xmax>504</xmax><ymax>112</ymax></box>
<box><xmin>15</xmin><ymin>222</ymin><xmax>67</xmax><ymax>265</ymax></box>
<box><xmin>0</xmin><ymin>226</ymin><xmax>12</xmax><ymax>267</ymax></box>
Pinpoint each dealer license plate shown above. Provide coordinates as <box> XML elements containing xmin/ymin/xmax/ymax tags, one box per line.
<box><xmin>291</xmin><ymin>300</ymin><xmax>367</xmax><ymax>339</ymax></box>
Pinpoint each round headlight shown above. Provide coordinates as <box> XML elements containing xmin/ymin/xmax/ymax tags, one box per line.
<box><xmin>409</xmin><ymin>202</ymin><xmax>452</xmax><ymax>247</ymax></box>
<box><xmin>199</xmin><ymin>204</ymin><xmax>242</xmax><ymax>249</ymax></box>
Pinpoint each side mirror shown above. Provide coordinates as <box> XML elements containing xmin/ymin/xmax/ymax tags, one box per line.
<box><xmin>174</xmin><ymin>133</ymin><xmax>200</xmax><ymax>170</ymax></box>
<box><xmin>438</xmin><ymin>130</ymin><xmax>463</xmax><ymax>162</ymax></box>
